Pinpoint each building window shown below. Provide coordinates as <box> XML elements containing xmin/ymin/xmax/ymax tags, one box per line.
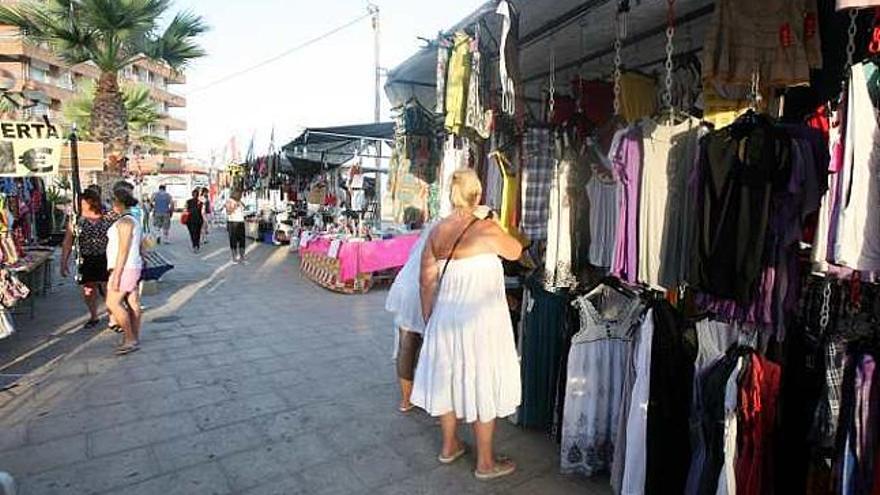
<box><xmin>123</xmin><ymin>66</ymin><xmax>133</xmax><ymax>80</ymax></box>
<box><xmin>29</xmin><ymin>65</ymin><xmax>48</xmax><ymax>82</ymax></box>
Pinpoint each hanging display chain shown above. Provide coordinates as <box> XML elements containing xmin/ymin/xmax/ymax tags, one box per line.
<box><xmin>613</xmin><ymin>7</ymin><xmax>625</xmax><ymax>116</ymax></box>
<box><xmin>663</xmin><ymin>0</ymin><xmax>676</xmax><ymax>121</ymax></box>
<box><xmin>847</xmin><ymin>8</ymin><xmax>859</xmax><ymax>70</ymax></box>
<box><xmin>749</xmin><ymin>67</ymin><xmax>761</xmax><ymax>109</ymax></box>
<box><xmin>820</xmin><ymin>282</ymin><xmax>832</xmax><ymax>333</ymax></box>
<box><xmin>549</xmin><ymin>36</ymin><xmax>557</xmax><ymax>119</ymax></box>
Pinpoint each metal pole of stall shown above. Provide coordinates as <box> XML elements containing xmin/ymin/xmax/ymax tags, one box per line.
<box><xmin>69</xmin><ymin>124</ymin><xmax>83</xmax><ymax>283</ymax></box>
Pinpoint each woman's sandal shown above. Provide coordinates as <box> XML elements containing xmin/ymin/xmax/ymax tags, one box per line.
<box><xmin>398</xmin><ymin>403</ymin><xmax>416</xmax><ymax>413</ymax></box>
<box><xmin>438</xmin><ymin>444</ymin><xmax>467</xmax><ymax>464</ymax></box>
<box><xmin>474</xmin><ymin>457</ymin><xmax>516</xmax><ymax>481</ymax></box>
<box><xmin>115</xmin><ymin>343</ymin><xmax>140</xmax><ymax>356</ymax></box>
<box><xmin>83</xmin><ymin>319</ymin><xmax>100</xmax><ymax>329</ymax></box>
<box><xmin>109</xmin><ymin>325</ymin><xmax>123</xmax><ymax>334</ymax></box>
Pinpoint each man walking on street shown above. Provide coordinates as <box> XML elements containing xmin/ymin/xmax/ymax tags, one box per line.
<box><xmin>152</xmin><ymin>185</ymin><xmax>173</xmax><ymax>243</ymax></box>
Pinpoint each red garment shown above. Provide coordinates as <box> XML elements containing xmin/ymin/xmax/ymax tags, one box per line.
<box><xmin>735</xmin><ymin>353</ymin><xmax>782</xmax><ymax>495</ymax></box>
<box><xmin>571</xmin><ymin>78</ymin><xmax>614</xmax><ymax>126</ymax></box>
<box><xmin>805</xmin><ymin>104</ymin><xmax>830</xmax><ymax>140</ymax></box>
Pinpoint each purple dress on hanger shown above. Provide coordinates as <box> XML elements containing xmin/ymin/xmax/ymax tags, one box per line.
<box><xmin>611</xmin><ymin>127</ymin><xmax>643</xmax><ymax>283</ymax></box>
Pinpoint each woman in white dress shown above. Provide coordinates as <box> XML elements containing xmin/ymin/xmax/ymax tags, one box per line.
<box><xmin>385</xmin><ymin>220</ymin><xmax>436</xmax><ymax>413</ymax></box>
<box><xmin>413</xmin><ymin>168</ymin><xmax>523</xmax><ymax>481</ymax></box>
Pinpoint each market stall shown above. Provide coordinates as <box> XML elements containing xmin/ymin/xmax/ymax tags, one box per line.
<box><xmin>384</xmin><ymin>0</ymin><xmax>880</xmax><ymax>493</ymax></box>
<box><xmin>298</xmin><ymin>232</ymin><xmax>419</xmax><ymax>294</ymax></box>
<box><xmin>279</xmin><ymin>122</ymin><xmax>426</xmax><ymax>292</ymax></box>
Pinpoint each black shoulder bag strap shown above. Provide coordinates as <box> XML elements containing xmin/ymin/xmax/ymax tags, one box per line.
<box><xmin>438</xmin><ymin>217</ymin><xmax>480</xmax><ymax>286</ymax></box>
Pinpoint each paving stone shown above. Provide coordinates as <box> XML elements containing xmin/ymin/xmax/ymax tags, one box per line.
<box><xmin>88</xmin><ymin>412</ymin><xmax>200</xmax><ymax>457</ymax></box>
<box><xmin>104</xmin><ymin>461</ymin><xmax>232</xmax><ymax>495</ymax></box>
<box><xmin>153</xmin><ymin>421</ymin><xmax>267</xmax><ymax>472</ymax></box>
<box><xmin>348</xmin><ymin>443</ymin><xmax>420</xmax><ymax>489</ymax></box>
<box><xmin>27</xmin><ymin>401</ymin><xmax>140</xmax><ymax>443</ymax></box>
<box><xmin>20</xmin><ymin>447</ymin><xmax>159</xmax><ymax>495</ymax></box>
<box><xmin>240</xmin><ymin>473</ymin><xmax>310</xmax><ymax>495</ymax></box>
<box><xmin>0</xmin><ymin>434</ymin><xmax>87</xmax><ymax>478</ymax></box>
<box><xmin>191</xmin><ymin>391</ymin><xmax>288</xmax><ymax>430</ymax></box>
<box><xmin>218</xmin><ymin>444</ymin><xmax>295</xmax><ymax>492</ymax></box>
<box><xmin>84</xmin><ymin>376</ymin><xmax>181</xmax><ymax>407</ymax></box>
<box><xmin>136</xmin><ymin>384</ymin><xmax>231</xmax><ymax>419</ymax></box>
<box><xmin>295</xmin><ymin>458</ymin><xmax>368</xmax><ymax>495</ymax></box>
<box><xmin>0</xmin><ymin>421</ymin><xmax>26</xmax><ymax>452</ymax></box>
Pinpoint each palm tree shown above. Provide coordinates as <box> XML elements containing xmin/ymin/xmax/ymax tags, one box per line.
<box><xmin>63</xmin><ymin>80</ymin><xmax>167</xmax><ymax>153</ymax></box>
<box><xmin>0</xmin><ymin>0</ymin><xmax>207</xmax><ymax>168</ymax></box>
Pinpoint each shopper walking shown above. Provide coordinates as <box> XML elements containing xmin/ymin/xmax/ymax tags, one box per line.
<box><xmin>225</xmin><ymin>189</ymin><xmax>246</xmax><ymax>263</ymax></box>
<box><xmin>141</xmin><ymin>196</ymin><xmax>152</xmax><ymax>234</ymax></box>
<box><xmin>60</xmin><ymin>189</ymin><xmax>113</xmax><ymax>327</ymax></box>
<box><xmin>105</xmin><ymin>188</ymin><xmax>143</xmax><ymax>356</ymax></box>
<box><xmin>413</xmin><ymin>169</ymin><xmax>523</xmax><ymax>480</ymax></box>
<box><xmin>184</xmin><ymin>188</ymin><xmax>205</xmax><ymax>253</ymax></box>
<box><xmin>200</xmin><ymin>187</ymin><xmax>212</xmax><ymax>243</ymax></box>
<box><xmin>151</xmin><ymin>185</ymin><xmax>173</xmax><ymax>243</ymax></box>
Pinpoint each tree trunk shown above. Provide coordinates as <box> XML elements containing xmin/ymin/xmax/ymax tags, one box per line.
<box><xmin>90</xmin><ymin>71</ymin><xmax>129</xmax><ymax>174</ymax></box>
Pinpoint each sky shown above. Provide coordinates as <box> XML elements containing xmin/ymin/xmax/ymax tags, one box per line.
<box><xmin>170</xmin><ymin>0</ymin><xmax>485</xmax><ymax>165</ymax></box>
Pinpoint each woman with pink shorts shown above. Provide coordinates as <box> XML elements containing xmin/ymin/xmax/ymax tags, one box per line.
<box><xmin>106</xmin><ymin>188</ymin><xmax>144</xmax><ymax>355</ymax></box>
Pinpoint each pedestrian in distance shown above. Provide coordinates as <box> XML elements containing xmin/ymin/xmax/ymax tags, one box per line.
<box><xmin>184</xmin><ymin>188</ymin><xmax>205</xmax><ymax>253</ymax></box>
<box><xmin>225</xmin><ymin>189</ymin><xmax>246</xmax><ymax>263</ymax></box>
<box><xmin>60</xmin><ymin>189</ymin><xmax>113</xmax><ymax>328</ymax></box>
<box><xmin>141</xmin><ymin>196</ymin><xmax>152</xmax><ymax>234</ymax></box>
<box><xmin>105</xmin><ymin>188</ymin><xmax>144</xmax><ymax>356</ymax></box>
<box><xmin>200</xmin><ymin>187</ymin><xmax>212</xmax><ymax>244</ymax></box>
<box><xmin>414</xmin><ymin>168</ymin><xmax>523</xmax><ymax>481</ymax></box>
<box><xmin>151</xmin><ymin>185</ymin><xmax>174</xmax><ymax>243</ymax></box>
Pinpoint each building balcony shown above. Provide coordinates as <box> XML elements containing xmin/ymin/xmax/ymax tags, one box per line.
<box><xmin>28</xmin><ymin>80</ymin><xmax>74</xmax><ymax>101</ymax></box>
<box><xmin>158</xmin><ymin>115</ymin><xmax>186</xmax><ymax>131</ymax></box>
<box><xmin>164</xmin><ymin>140</ymin><xmax>187</xmax><ymax>153</ymax></box>
<box><xmin>150</xmin><ymin>86</ymin><xmax>186</xmax><ymax>107</ymax></box>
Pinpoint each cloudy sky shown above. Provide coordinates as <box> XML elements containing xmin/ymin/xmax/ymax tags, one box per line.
<box><xmin>170</xmin><ymin>0</ymin><xmax>484</xmax><ymax>165</ymax></box>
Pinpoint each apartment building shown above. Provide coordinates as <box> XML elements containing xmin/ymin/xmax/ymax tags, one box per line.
<box><xmin>0</xmin><ymin>23</ymin><xmax>189</xmax><ymax>173</ymax></box>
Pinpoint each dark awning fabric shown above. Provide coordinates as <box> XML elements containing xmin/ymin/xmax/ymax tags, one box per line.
<box><xmin>282</xmin><ymin>122</ymin><xmax>395</xmax><ymax>175</ymax></box>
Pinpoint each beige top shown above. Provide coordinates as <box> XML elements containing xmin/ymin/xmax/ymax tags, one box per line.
<box><xmin>837</xmin><ymin>0</ymin><xmax>880</xmax><ymax>9</ymax></box>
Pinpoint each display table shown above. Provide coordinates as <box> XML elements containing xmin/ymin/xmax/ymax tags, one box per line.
<box><xmin>10</xmin><ymin>250</ymin><xmax>54</xmax><ymax>319</ymax></box>
<box><xmin>299</xmin><ymin>234</ymin><xmax>419</xmax><ymax>294</ymax></box>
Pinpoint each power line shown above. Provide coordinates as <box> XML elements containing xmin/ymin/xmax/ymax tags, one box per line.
<box><xmin>186</xmin><ymin>11</ymin><xmax>373</xmax><ymax>96</ymax></box>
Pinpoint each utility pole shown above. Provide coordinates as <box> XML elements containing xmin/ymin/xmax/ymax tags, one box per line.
<box><xmin>368</xmin><ymin>3</ymin><xmax>382</xmax><ymax>226</ymax></box>
<box><xmin>370</xmin><ymin>3</ymin><xmax>380</xmax><ymax>124</ymax></box>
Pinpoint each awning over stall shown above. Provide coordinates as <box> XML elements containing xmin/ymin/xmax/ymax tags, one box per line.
<box><xmin>385</xmin><ymin>0</ymin><xmax>713</xmax><ymax>111</ymax></box>
<box><xmin>282</xmin><ymin>122</ymin><xmax>395</xmax><ymax>175</ymax></box>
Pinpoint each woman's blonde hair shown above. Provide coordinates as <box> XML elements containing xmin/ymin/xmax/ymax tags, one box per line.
<box><xmin>449</xmin><ymin>168</ymin><xmax>482</xmax><ymax>209</ymax></box>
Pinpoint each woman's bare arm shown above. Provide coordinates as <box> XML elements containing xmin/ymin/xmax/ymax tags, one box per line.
<box><xmin>486</xmin><ymin>221</ymin><xmax>523</xmax><ymax>261</ymax></box>
<box><xmin>419</xmin><ymin>234</ymin><xmax>439</xmax><ymax>323</ymax></box>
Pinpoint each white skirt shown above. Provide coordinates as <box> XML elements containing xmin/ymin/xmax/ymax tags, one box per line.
<box><xmin>411</xmin><ymin>254</ymin><xmax>521</xmax><ymax>423</ymax></box>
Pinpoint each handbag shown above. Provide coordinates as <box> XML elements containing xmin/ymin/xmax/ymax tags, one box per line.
<box><xmin>180</xmin><ymin>210</ymin><xmax>190</xmax><ymax>225</ymax></box>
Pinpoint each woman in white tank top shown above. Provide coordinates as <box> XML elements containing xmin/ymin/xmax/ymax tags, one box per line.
<box><xmin>106</xmin><ymin>188</ymin><xmax>144</xmax><ymax>355</ymax></box>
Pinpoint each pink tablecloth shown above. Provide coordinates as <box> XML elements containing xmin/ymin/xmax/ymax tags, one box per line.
<box><xmin>301</xmin><ymin>234</ymin><xmax>420</xmax><ymax>282</ymax></box>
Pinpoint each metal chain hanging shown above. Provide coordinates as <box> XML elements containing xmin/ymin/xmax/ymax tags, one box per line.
<box><xmin>846</xmin><ymin>8</ymin><xmax>859</xmax><ymax>70</ymax></box>
<box><xmin>820</xmin><ymin>281</ymin><xmax>832</xmax><ymax>332</ymax></box>
<box><xmin>613</xmin><ymin>2</ymin><xmax>627</xmax><ymax>116</ymax></box>
<box><xmin>663</xmin><ymin>0</ymin><xmax>676</xmax><ymax>122</ymax></box>
<box><xmin>548</xmin><ymin>36</ymin><xmax>557</xmax><ymax>120</ymax></box>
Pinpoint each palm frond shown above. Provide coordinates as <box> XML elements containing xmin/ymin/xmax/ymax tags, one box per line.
<box><xmin>143</xmin><ymin>11</ymin><xmax>207</xmax><ymax>70</ymax></box>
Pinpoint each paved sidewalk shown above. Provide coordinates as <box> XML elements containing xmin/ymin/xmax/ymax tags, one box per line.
<box><xmin>0</xmin><ymin>225</ymin><xmax>610</xmax><ymax>495</ymax></box>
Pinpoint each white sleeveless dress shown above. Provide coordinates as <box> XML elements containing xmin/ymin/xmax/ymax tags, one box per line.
<box><xmin>410</xmin><ymin>253</ymin><xmax>522</xmax><ymax>423</ymax></box>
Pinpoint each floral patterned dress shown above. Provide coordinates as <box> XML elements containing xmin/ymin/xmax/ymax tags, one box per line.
<box><xmin>561</xmin><ymin>291</ymin><xmax>645</xmax><ymax>477</ymax></box>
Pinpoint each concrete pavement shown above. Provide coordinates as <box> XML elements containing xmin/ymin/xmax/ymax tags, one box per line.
<box><xmin>0</xmin><ymin>223</ymin><xmax>610</xmax><ymax>495</ymax></box>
